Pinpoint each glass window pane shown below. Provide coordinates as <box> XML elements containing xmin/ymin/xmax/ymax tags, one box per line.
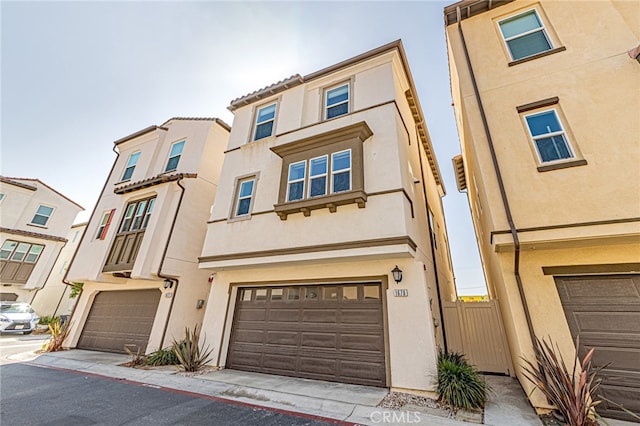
<box><xmin>507</xmin><ymin>31</ymin><xmax>551</xmax><ymax>60</ymax></box>
<box><xmin>288</xmin><ymin>287</ymin><xmax>300</xmax><ymax>300</ymax></box>
<box><xmin>241</xmin><ymin>289</ymin><xmax>252</xmax><ymax>301</ymax></box>
<box><xmin>165</xmin><ymin>156</ymin><xmax>179</xmax><ymax>172</ymax></box>
<box><xmin>536</xmin><ymin>136</ymin><xmax>572</xmax><ymax>162</ymax></box>
<box><xmin>309</xmin><ymin>177</ymin><xmax>327</xmax><ymax>197</ymax></box>
<box><xmin>236</xmin><ymin>198</ymin><xmax>251</xmax><ymax>216</ymax></box>
<box><xmin>526</xmin><ymin>111</ymin><xmax>561</xmax><ymax>136</ymax></box>
<box><xmin>255</xmin><ymin>289</ymin><xmax>267</xmax><ymax>301</ymax></box>
<box><xmin>288</xmin><ymin>182</ymin><xmax>304</xmax><ymax>201</ymax></box>
<box><xmin>364</xmin><ymin>286</ymin><xmax>380</xmax><ymax>300</ymax></box>
<box><xmin>305</xmin><ymin>287</ymin><xmax>319</xmax><ymax>300</ymax></box>
<box><xmin>25</xmin><ymin>245</ymin><xmax>43</xmax><ymax>263</ymax></box>
<box><xmin>288</xmin><ymin>162</ymin><xmax>306</xmax><ymax>181</ymax></box>
<box><xmin>324</xmin><ymin>286</ymin><xmax>338</xmax><ymax>300</ymax></box>
<box><xmin>170</xmin><ymin>141</ymin><xmax>185</xmax><ymax>157</ymax></box>
<box><xmin>333</xmin><ymin>171</ymin><xmax>350</xmax><ymax>193</ymax></box>
<box><xmin>0</xmin><ymin>241</ymin><xmax>17</xmax><ymax>259</ymax></box>
<box><xmin>271</xmin><ymin>288</ymin><xmax>284</xmax><ymax>301</ymax></box>
<box><xmin>257</xmin><ymin>104</ymin><xmax>276</xmax><ymax>123</ymax></box>
<box><xmin>327</xmin><ymin>85</ymin><xmax>348</xmax><ymax>106</ymax></box>
<box><xmin>126</xmin><ymin>152</ymin><xmax>141</xmax><ymax>167</ymax></box>
<box><xmin>11</xmin><ymin>243</ymin><xmax>30</xmax><ymax>261</ymax></box>
<box><xmin>500</xmin><ymin>11</ymin><xmax>541</xmax><ymax>38</ymax></box>
<box><xmin>342</xmin><ymin>286</ymin><xmax>358</xmax><ymax>301</ymax></box>
<box><xmin>327</xmin><ymin>103</ymin><xmax>348</xmax><ymax>119</ymax></box>
<box><xmin>332</xmin><ymin>151</ymin><xmax>350</xmax><ymax>171</ymax></box>
<box><xmin>310</xmin><ymin>156</ymin><xmax>327</xmax><ymax>176</ymax></box>
<box><xmin>239</xmin><ymin>180</ymin><xmax>254</xmax><ymax>197</ymax></box>
<box><xmin>37</xmin><ymin>205</ymin><xmax>54</xmax><ymax>216</ymax></box>
<box><xmin>254</xmin><ymin>122</ymin><xmax>274</xmax><ymax>140</ymax></box>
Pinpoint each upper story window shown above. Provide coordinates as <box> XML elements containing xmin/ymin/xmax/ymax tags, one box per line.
<box><xmin>121</xmin><ymin>151</ymin><xmax>141</xmax><ymax>181</ymax></box>
<box><xmin>325</xmin><ymin>83</ymin><xmax>349</xmax><ymax>119</ymax></box>
<box><xmin>234</xmin><ymin>177</ymin><xmax>256</xmax><ymax>218</ymax></box>
<box><xmin>331</xmin><ymin>150</ymin><xmax>351</xmax><ymax>193</ymax></box>
<box><xmin>30</xmin><ymin>205</ymin><xmax>54</xmax><ymax>226</ymax></box>
<box><xmin>119</xmin><ymin>197</ymin><xmax>155</xmax><ymax>233</ymax></box>
<box><xmin>287</xmin><ymin>161</ymin><xmax>306</xmax><ymax>202</ymax></box>
<box><xmin>0</xmin><ymin>240</ymin><xmax>45</xmax><ymax>284</ymax></box>
<box><xmin>309</xmin><ymin>156</ymin><xmax>328</xmax><ymax>198</ymax></box>
<box><xmin>0</xmin><ymin>193</ymin><xmax>5</xmax><ymax>203</ymax></box>
<box><xmin>498</xmin><ymin>10</ymin><xmax>552</xmax><ymax>61</ymax></box>
<box><xmin>165</xmin><ymin>141</ymin><xmax>185</xmax><ymax>172</ymax></box>
<box><xmin>254</xmin><ymin>103</ymin><xmax>277</xmax><ymax>141</ymax></box>
<box><xmin>95</xmin><ymin>210</ymin><xmax>115</xmax><ymax>240</ymax></box>
<box><xmin>524</xmin><ymin>109</ymin><xmax>573</xmax><ymax>163</ymax></box>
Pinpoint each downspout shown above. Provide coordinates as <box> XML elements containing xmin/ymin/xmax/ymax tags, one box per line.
<box><xmin>415</xmin><ymin>127</ymin><xmax>448</xmax><ymax>353</ymax></box>
<box><xmin>63</xmin><ymin>145</ymin><xmax>120</xmax><ymax>323</ymax></box>
<box><xmin>455</xmin><ymin>7</ymin><xmax>536</xmax><ymax>345</ymax></box>
<box><xmin>157</xmin><ymin>175</ymin><xmax>187</xmax><ymax>349</ymax></box>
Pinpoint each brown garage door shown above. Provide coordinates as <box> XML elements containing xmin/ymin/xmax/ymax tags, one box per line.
<box><xmin>555</xmin><ymin>275</ymin><xmax>640</xmax><ymax>421</ymax></box>
<box><xmin>78</xmin><ymin>289</ymin><xmax>161</xmax><ymax>354</ymax></box>
<box><xmin>227</xmin><ymin>283</ymin><xmax>386</xmax><ymax>387</ymax></box>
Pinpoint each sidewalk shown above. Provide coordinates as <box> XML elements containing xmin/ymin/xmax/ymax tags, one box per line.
<box><xmin>21</xmin><ymin>349</ymin><xmax>541</xmax><ymax>426</ymax></box>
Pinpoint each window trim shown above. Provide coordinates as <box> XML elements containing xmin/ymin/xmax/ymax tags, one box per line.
<box><xmin>330</xmin><ymin>149</ymin><xmax>352</xmax><ymax>194</ymax></box>
<box><xmin>253</xmin><ymin>102</ymin><xmax>278</xmax><ymax>141</ymax></box>
<box><xmin>286</xmin><ymin>160</ymin><xmax>307</xmax><ymax>202</ymax></box>
<box><xmin>95</xmin><ymin>209</ymin><xmax>115</xmax><ymax>240</ymax></box>
<box><xmin>229</xmin><ymin>174</ymin><xmax>258</xmax><ymax>221</ymax></box>
<box><xmin>0</xmin><ymin>239</ymin><xmax>45</xmax><ymax>283</ymax></box>
<box><xmin>121</xmin><ymin>151</ymin><xmax>141</xmax><ymax>182</ymax></box>
<box><xmin>165</xmin><ymin>140</ymin><xmax>185</xmax><ymax>172</ymax></box>
<box><xmin>118</xmin><ymin>196</ymin><xmax>157</xmax><ymax>234</ymax></box>
<box><xmin>523</xmin><ymin>107</ymin><xmax>575</xmax><ymax>165</ymax></box>
<box><xmin>497</xmin><ymin>8</ymin><xmax>555</xmax><ymax>62</ymax></box>
<box><xmin>30</xmin><ymin>204</ymin><xmax>55</xmax><ymax>227</ymax></box>
<box><xmin>324</xmin><ymin>82</ymin><xmax>351</xmax><ymax>120</ymax></box>
<box><xmin>308</xmin><ymin>155</ymin><xmax>328</xmax><ymax>198</ymax></box>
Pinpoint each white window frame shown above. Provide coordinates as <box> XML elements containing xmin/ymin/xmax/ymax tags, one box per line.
<box><xmin>498</xmin><ymin>9</ymin><xmax>553</xmax><ymax>61</ymax></box>
<box><xmin>121</xmin><ymin>151</ymin><xmax>141</xmax><ymax>182</ymax></box>
<box><xmin>30</xmin><ymin>204</ymin><xmax>55</xmax><ymax>227</ymax></box>
<box><xmin>286</xmin><ymin>161</ymin><xmax>307</xmax><ymax>202</ymax></box>
<box><xmin>330</xmin><ymin>149</ymin><xmax>352</xmax><ymax>194</ymax></box>
<box><xmin>308</xmin><ymin>155</ymin><xmax>328</xmax><ymax>198</ymax></box>
<box><xmin>523</xmin><ymin>108</ymin><xmax>575</xmax><ymax>164</ymax></box>
<box><xmin>234</xmin><ymin>177</ymin><xmax>256</xmax><ymax>218</ymax></box>
<box><xmin>165</xmin><ymin>140</ymin><xmax>185</xmax><ymax>172</ymax></box>
<box><xmin>95</xmin><ymin>210</ymin><xmax>114</xmax><ymax>240</ymax></box>
<box><xmin>324</xmin><ymin>83</ymin><xmax>350</xmax><ymax>120</ymax></box>
<box><xmin>253</xmin><ymin>103</ymin><xmax>277</xmax><ymax>141</ymax></box>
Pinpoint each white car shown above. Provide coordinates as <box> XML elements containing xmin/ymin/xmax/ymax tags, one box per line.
<box><xmin>0</xmin><ymin>302</ymin><xmax>40</xmax><ymax>334</ymax></box>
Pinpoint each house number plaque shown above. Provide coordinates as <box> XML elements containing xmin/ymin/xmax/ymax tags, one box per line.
<box><xmin>394</xmin><ymin>289</ymin><xmax>408</xmax><ymax>297</ymax></box>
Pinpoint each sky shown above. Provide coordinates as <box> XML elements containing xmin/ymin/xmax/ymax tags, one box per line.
<box><xmin>1</xmin><ymin>1</ymin><xmax>488</xmax><ymax>296</ymax></box>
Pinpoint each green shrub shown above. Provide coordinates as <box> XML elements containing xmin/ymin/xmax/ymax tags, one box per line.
<box><xmin>172</xmin><ymin>324</ymin><xmax>213</xmax><ymax>372</ymax></box>
<box><xmin>437</xmin><ymin>350</ymin><xmax>489</xmax><ymax>410</ymax></box>
<box><xmin>145</xmin><ymin>345</ymin><xmax>182</xmax><ymax>366</ymax></box>
<box><xmin>38</xmin><ymin>315</ymin><xmax>60</xmax><ymax>326</ymax></box>
<box><xmin>43</xmin><ymin>320</ymin><xmax>71</xmax><ymax>352</ymax></box>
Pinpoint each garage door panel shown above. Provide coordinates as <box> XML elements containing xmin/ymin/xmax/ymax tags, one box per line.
<box><xmin>236</xmin><ymin>308</ymin><xmax>266</xmax><ymax>321</ymax></box>
<box><xmin>78</xmin><ymin>289</ymin><xmax>160</xmax><ymax>354</ymax></box>
<box><xmin>555</xmin><ymin>275</ymin><xmax>640</xmax><ymax>421</ymax></box>
<box><xmin>228</xmin><ymin>283</ymin><xmax>386</xmax><ymax>387</ymax></box>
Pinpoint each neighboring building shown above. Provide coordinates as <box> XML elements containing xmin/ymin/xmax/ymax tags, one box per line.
<box><xmin>31</xmin><ymin>222</ymin><xmax>87</xmax><ymax>317</ymax></box>
<box><xmin>0</xmin><ymin>177</ymin><xmax>83</xmax><ymax>303</ymax></box>
<box><xmin>445</xmin><ymin>0</ymin><xmax>639</xmax><ymax>420</ymax></box>
<box><xmin>64</xmin><ymin>118</ymin><xmax>230</xmax><ymax>354</ymax></box>
<box><xmin>199</xmin><ymin>40</ymin><xmax>456</xmax><ymax>393</ymax></box>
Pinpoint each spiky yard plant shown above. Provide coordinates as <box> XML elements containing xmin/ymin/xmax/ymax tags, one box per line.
<box><xmin>123</xmin><ymin>345</ymin><xmax>147</xmax><ymax>367</ymax></box>
<box><xmin>437</xmin><ymin>350</ymin><xmax>489</xmax><ymax>410</ymax></box>
<box><xmin>145</xmin><ymin>343</ymin><xmax>184</xmax><ymax>366</ymax></box>
<box><xmin>520</xmin><ymin>337</ymin><xmax>607</xmax><ymax>426</ymax></box>
<box><xmin>172</xmin><ymin>324</ymin><xmax>213</xmax><ymax>372</ymax></box>
<box><xmin>42</xmin><ymin>319</ymin><xmax>71</xmax><ymax>352</ymax></box>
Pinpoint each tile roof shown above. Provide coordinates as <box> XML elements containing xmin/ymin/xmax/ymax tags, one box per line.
<box><xmin>113</xmin><ymin>172</ymin><xmax>197</xmax><ymax>194</ymax></box>
<box><xmin>0</xmin><ymin>227</ymin><xmax>68</xmax><ymax>243</ymax></box>
<box><xmin>0</xmin><ymin>176</ymin><xmax>37</xmax><ymax>191</ymax></box>
<box><xmin>229</xmin><ymin>75</ymin><xmax>304</xmax><ymax>112</ymax></box>
<box><xmin>162</xmin><ymin>117</ymin><xmax>231</xmax><ymax>132</ymax></box>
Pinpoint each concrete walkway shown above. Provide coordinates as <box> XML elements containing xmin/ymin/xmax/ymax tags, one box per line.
<box><xmin>15</xmin><ymin>349</ymin><xmax>542</xmax><ymax>425</ymax></box>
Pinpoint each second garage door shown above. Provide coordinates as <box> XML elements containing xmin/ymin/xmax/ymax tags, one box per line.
<box><xmin>227</xmin><ymin>283</ymin><xmax>386</xmax><ymax>387</ymax></box>
<box><xmin>77</xmin><ymin>289</ymin><xmax>161</xmax><ymax>354</ymax></box>
<box><xmin>556</xmin><ymin>275</ymin><xmax>640</xmax><ymax>421</ymax></box>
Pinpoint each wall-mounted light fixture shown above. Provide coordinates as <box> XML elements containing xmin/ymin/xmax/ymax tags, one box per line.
<box><xmin>163</xmin><ymin>279</ymin><xmax>173</xmax><ymax>289</ymax></box>
<box><xmin>391</xmin><ymin>265</ymin><xmax>403</xmax><ymax>284</ymax></box>
<box><xmin>208</xmin><ymin>273</ymin><xmax>215</xmax><ymax>283</ymax></box>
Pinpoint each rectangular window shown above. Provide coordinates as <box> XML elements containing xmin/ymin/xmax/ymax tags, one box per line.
<box><xmin>25</xmin><ymin>245</ymin><xmax>43</xmax><ymax>263</ymax></box>
<box><xmin>254</xmin><ymin>103</ymin><xmax>276</xmax><ymax>140</ymax></box>
<box><xmin>308</xmin><ymin>156</ymin><xmax>328</xmax><ymax>198</ymax></box>
<box><xmin>235</xmin><ymin>178</ymin><xmax>255</xmax><ymax>217</ymax></box>
<box><xmin>165</xmin><ymin>140</ymin><xmax>185</xmax><ymax>172</ymax></box>
<box><xmin>499</xmin><ymin>10</ymin><xmax>552</xmax><ymax>61</ymax></box>
<box><xmin>95</xmin><ymin>210</ymin><xmax>115</xmax><ymax>240</ymax></box>
<box><xmin>331</xmin><ymin>150</ymin><xmax>351</xmax><ymax>193</ymax></box>
<box><xmin>31</xmin><ymin>205</ymin><xmax>54</xmax><ymax>226</ymax></box>
<box><xmin>0</xmin><ymin>240</ymin><xmax>45</xmax><ymax>283</ymax></box>
<box><xmin>524</xmin><ymin>109</ymin><xmax>574</xmax><ymax>163</ymax></box>
<box><xmin>0</xmin><ymin>241</ymin><xmax>17</xmax><ymax>260</ymax></box>
<box><xmin>119</xmin><ymin>198</ymin><xmax>156</xmax><ymax>233</ymax></box>
<box><xmin>121</xmin><ymin>151</ymin><xmax>141</xmax><ymax>181</ymax></box>
<box><xmin>325</xmin><ymin>84</ymin><xmax>349</xmax><ymax>119</ymax></box>
<box><xmin>287</xmin><ymin>161</ymin><xmax>306</xmax><ymax>202</ymax></box>
<box><xmin>0</xmin><ymin>193</ymin><xmax>5</xmax><ymax>203</ymax></box>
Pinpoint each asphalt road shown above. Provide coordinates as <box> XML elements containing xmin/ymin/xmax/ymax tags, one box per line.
<box><xmin>0</xmin><ymin>334</ymin><xmax>50</xmax><ymax>364</ymax></box>
<box><xmin>0</xmin><ymin>363</ymin><xmax>338</xmax><ymax>426</ymax></box>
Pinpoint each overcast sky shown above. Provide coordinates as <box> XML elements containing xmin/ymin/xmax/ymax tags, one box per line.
<box><xmin>1</xmin><ymin>1</ymin><xmax>488</xmax><ymax>296</ymax></box>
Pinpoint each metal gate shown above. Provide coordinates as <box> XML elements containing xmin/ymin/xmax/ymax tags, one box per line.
<box><xmin>443</xmin><ymin>299</ymin><xmax>512</xmax><ymax>375</ymax></box>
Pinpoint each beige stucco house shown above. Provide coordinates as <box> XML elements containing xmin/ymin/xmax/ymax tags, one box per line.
<box><xmin>199</xmin><ymin>40</ymin><xmax>456</xmax><ymax>394</ymax></box>
<box><xmin>0</xmin><ymin>177</ymin><xmax>83</xmax><ymax>305</ymax></box>
<box><xmin>31</xmin><ymin>222</ymin><xmax>87</xmax><ymax>317</ymax></box>
<box><xmin>64</xmin><ymin>118</ymin><xmax>230</xmax><ymax>354</ymax></box>
<box><xmin>445</xmin><ymin>0</ymin><xmax>639</xmax><ymax>420</ymax></box>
